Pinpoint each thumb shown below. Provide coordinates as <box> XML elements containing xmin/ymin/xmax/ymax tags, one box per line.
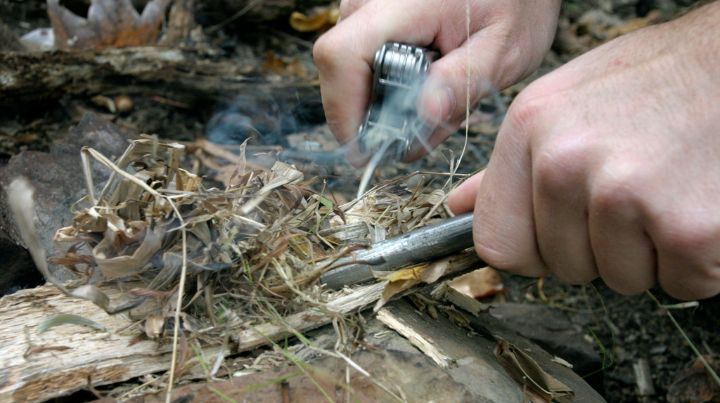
<box><xmin>448</xmin><ymin>170</ymin><xmax>486</xmax><ymax>214</ymax></box>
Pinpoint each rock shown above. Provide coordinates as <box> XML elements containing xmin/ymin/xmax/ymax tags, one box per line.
<box><xmin>0</xmin><ymin>113</ymin><xmax>128</xmax><ymax>284</ymax></box>
<box><xmin>19</xmin><ymin>28</ymin><xmax>55</xmax><ymax>52</ymax></box>
<box><xmin>667</xmin><ymin>355</ymin><xmax>720</xmax><ymax>403</ymax></box>
<box><xmin>486</xmin><ymin>303</ymin><xmax>602</xmax><ymax>377</ymax></box>
<box><xmin>0</xmin><ymin>232</ymin><xmax>42</xmax><ymax>296</ymax></box>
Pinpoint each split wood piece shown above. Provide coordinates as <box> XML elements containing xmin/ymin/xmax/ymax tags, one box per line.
<box><xmin>0</xmin><ymin>252</ymin><xmax>476</xmax><ymax>401</ymax></box>
<box><xmin>106</xmin><ymin>319</ymin><xmax>483</xmax><ymax>402</ymax></box>
<box><xmin>0</xmin><ymin>283</ymin><xmax>366</xmax><ymax>402</ymax></box>
<box><xmin>0</xmin><ymin>48</ymin><xmax>319</xmax><ymax>106</ymax></box>
<box><xmin>377</xmin><ymin>301</ymin><xmax>607</xmax><ymax>402</ymax></box>
<box><xmin>376</xmin><ymin>307</ymin><xmax>454</xmax><ymax>368</ymax></box>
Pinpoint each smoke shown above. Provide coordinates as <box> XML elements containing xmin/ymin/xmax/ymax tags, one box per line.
<box><xmin>206</xmin><ymin>91</ymin><xmax>325</xmax><ymax>147</ymax></box>
<box><xmin>204</xmin><ymin>71</ymin><xmax>507</xmax><ymax>199</ymax></box>
<box><xmin>349</xmin><ymin>72</ymin><xmax>507</xmax><ymax>198</ymax></box>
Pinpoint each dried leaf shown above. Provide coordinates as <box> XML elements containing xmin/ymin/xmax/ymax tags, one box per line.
<box><xmin>144</xmin><ymin>314</ymin><xmax>165</xmax><ymax>338</ymax></box>
<box><xmin>385</xmin><ymin>265</ymin><xmax>425</xmax><ymax>283</ymax></box>
<box><xmin>73</xmin><ymin>210</ymin><xmax>108</xmax><ymax>232</ymax></box>
<box><xmin>374</xmin><ymin>261</ymin><xmax>453</xmax><ymax>311</ymax></box>
<box><xmin>373</xmin><ymin>252</ymin><xmax>482</xmax><ymax>311</ymax></box>
<box><xmin>667</xmin><ymin>355</ymin><xmax>720</xmax><ymax>403</ymax></box>
<box><xmin>37</xmin><ymin>313</ymin><xmax>108</xmax><ymax>334</ymax></box>
<box><xmin>47</xmin><ymin>0</ymin><xmax>171</xmax><ymax>50</ymax></box>
<box><xmin>175</xmin><ymin>168</ymin><xmax>201</xmax><ymax>192</ymax></box>
<box><xmin>605</xmin><ymin>10</ymin><xmax>662</xmax><ymax>40</ymax></box>
<box><xmin>262</xmin><ymin>52</ymin><xmax>309</xmax><ymax>78</ymax></box>
<box><xmin>289</xmin><ymin>6</ymin><xmax>339</xmax><ymax>33</ymax></box>
<box><xmin>94</xmin><ymin>226</ymin><xmax>163</xmax><ymax>280</ymax></box>
<box><xmin>240</xmin><ymin>162</ymin><xmax>303</xmax><ymax>215</ymax></box>
<box><xmin>448</xmin><ymin>267</ymin><xmax>503</xmax><ymax>299</ymax></box>
<box><xmin>495</xmin><ymin>340</ymin><xmax>574</xmax><ymax>402</ymax></box>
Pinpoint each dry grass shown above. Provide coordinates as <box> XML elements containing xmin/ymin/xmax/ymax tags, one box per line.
<box><xmin>31</xmin><ymin>136</ymin><xmax>459</xmax><ymax>397</ymax></box>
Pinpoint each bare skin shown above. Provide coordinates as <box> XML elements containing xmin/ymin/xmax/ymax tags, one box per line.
<box><xmin>315</xmin><ymin>0</ymin><xmax>720</xmax><ymax>300</ymax></box>
<box><xmin>313</xmin><ymin>0</ymin><xmax>561</xmax><ymax>156</ymax></box>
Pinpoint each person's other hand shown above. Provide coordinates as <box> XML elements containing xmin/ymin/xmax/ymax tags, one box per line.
<box><xmin>448</xmin><ymin>2</ymin><xmax>720</xmax><ymax>300</ymax></box>
<box><xmin>313</xmin><ymin>0</ymin><xmax>561</xmax><ymax>160</ymax></box>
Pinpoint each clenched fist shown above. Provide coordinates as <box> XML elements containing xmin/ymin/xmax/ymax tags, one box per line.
<box><xmin>449</xmin><ymin>1</ymin><xmax>720</xmax><ymax>300</ymax></box>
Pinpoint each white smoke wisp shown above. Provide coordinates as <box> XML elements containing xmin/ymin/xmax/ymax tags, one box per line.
<box><xmin>349</xmin><ymin>71</ymin><xmax>507</xmax><ymax>199</ymax></box>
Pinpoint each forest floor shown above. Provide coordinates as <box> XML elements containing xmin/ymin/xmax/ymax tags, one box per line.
<box><xmin>1</xmin><ymin>0</ymin><xmax>718</xmax><ymax>402</ymax></box>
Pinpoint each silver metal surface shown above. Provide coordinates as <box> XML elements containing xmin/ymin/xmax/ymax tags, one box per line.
<box><xmin>356</xmin><ymin>42</ymin><xmax>435</xmax><ymax>198</ymax></box>
<box><xmin>320</xmin><ymin>213</ymin><xmax>474</xmax><ymax>289</ymax></box>
<box><xmin>356</xmin><ymin>42</ymin><xmax>434</xmax><ymax>160</ymax></box>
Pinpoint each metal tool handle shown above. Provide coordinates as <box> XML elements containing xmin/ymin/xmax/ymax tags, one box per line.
<box><xmin>320</xmin><ymin>213</ymin><xmax>474</xmax><ymax>289</ymax></box>
<box><xmin>356</xmin><ymin>42</ymin><xmax>436</xmax><ymax>160</ymax></box>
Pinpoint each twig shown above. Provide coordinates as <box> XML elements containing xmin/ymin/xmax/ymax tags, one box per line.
<box><xmin>165</xmin><ymin>199</ymin><xmax>188</xmax><ymax>403</ymax></box>
<box><xmin>646</xmin><ymin>291</ymin><xmax>720</xmax><ymax>388</ymax></box>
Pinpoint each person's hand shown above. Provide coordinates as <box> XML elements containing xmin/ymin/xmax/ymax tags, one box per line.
<box><xmin>448</xmin><ymin>2</ymin><xmax>720</xmax><ymax>300</ymax></box>
<box><xmin>313</xmin><ymin>0</ymin><xmax>561</xmax><ymax>160</ymax></box>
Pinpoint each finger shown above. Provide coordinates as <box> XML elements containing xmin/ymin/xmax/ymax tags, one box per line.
<box><xmin>448</xmin><ymin>170</ymin><xmax>486</xmax><ymax>214</ymax></box>
<box><xmin>658</xmin><ymin>260</ymin><xmax>720</xmax><ymax>301</ymax></box>
<box><xmin>588</xmin><ymin>189</ymin><xmax>657</xmax><ymax>295</ymax></box>
<box><xmin>403</xmin><ymin>119</ymin><xmax>455</xmax><ymax>161</ymax></box>
<box><xmin>419</xmin><ymin>31</ymin><xmax>504</xmax><ymax>129</ymax></box>
<box><xmin>653</xmin><ymin>212</ymin><xmax>720</xmax><ymax>300</ymax></box>
<box><xmin>532</xmin><ymin>139</ymin><xmax>599</xmax><ymax>284</ymax></box>
<box><xmin>313</xmin><ymin>0</ymin><xmax>441</xmax><ymax>145</ymax></box>
<box><xmin>471</xmin><ymin>105</ymin><xmax>547</xmax><ymax>277</ymax></box>
<box><xmin>413</xmin><ymin>24</ymin><xmax>522</xmax><ymax>159</ymax></box>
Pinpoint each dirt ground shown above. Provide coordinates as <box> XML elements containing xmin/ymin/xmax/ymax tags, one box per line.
<box><xmin>1</xmin><ymin>0</ymin><xmax>718</xmax><ymax>402</ymax></box>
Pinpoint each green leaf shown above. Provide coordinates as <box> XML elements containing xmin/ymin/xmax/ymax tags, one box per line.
<box><xmin>317</xmin><ymin>196</ymin><xmax>333</xmax><ymax>209</ymax></box>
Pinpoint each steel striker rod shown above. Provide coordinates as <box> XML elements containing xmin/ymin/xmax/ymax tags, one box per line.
<box><xmin>320</xmin><ymin>213</ymin><xmax>475</xmax><ymax>290</ymax></box>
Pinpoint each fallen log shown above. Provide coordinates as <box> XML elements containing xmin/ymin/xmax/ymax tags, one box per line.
<box><xmin>196</xmin><ymin>0</ymin><xmax>331</xmax><ymax>24</ymax></box>
<box><xmin>376</xmin><ymin>301</ymin><xmax>606</xmax><ymax>402</ymax></box>
<box><xmin>112</xmin><ymin>303</ymin><xmax>606</xmax><ymax>402</ymax></box>
<box><xmin>0</xmin><ymin>283</ymin><xmax>370</xmax><ymax>402</ymax></box>
<box><xmin>4</xmin><ymin>0</ymin><xmax>330</xmax><ymax>29</ymax></box>
<box><xmin>0</xmin><ymin>252</ymin><xmax>478</xmax><ymax>401</ymax></box>
<box><xmin>0</xmin><ymin>47</ymin><xmax>320</xmax><ymax>107</ymax></box>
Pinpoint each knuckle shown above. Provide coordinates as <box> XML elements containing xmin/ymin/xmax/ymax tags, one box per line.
<box><xmin>655</xmin><ymin>214</ymin><xmax>720</xmax><ymax>258</ymax></box>
<box><xmin>591</xmin><ymin>162</ymin><xmax>644</xmax><ymax>212</ymax></box>
<box><xmin>505</xmin><ymin>90</ymin><xmax>547</xmax><ymax>133</ymax></box>
<box><xmin>534</xmin><ymin>137</ymin><xmax>590</xmax><ymax>193</ymax></box>
<box><xmin>312</xmin><ymin>34</ymin><xmax>338</xmax><ymax>72</ymax></box>
<box><xmin>505</xmin><ymin>74</ymin><xmax>561</xmax><ymax>130</ymax></box>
